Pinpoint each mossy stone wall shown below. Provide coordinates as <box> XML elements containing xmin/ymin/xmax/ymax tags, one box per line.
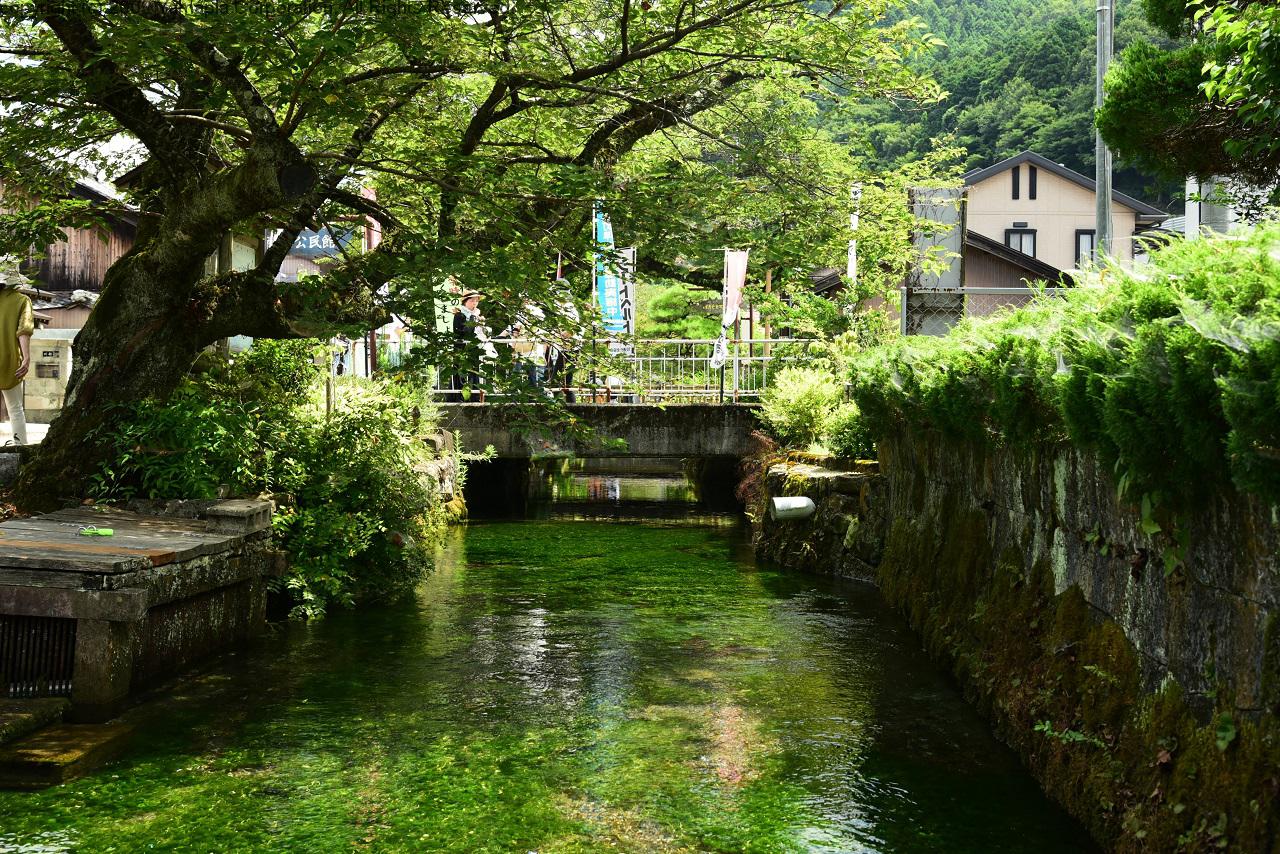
<box><xmin>755</xmin><ymin>436</ymin><xmax>1280</xmax><ymax>851</ymax></box>
<box><xmin>753</xmin><ymin>460</ymin><xmax>885</xmax><ymax>581</ymax></box>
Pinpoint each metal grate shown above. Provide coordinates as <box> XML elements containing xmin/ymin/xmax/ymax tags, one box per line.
<box><xmin>0</xmin><ymin>615</ymin><xmax>76</xmax><ymax>698</ymax></box>
<box><xmin>900</xmin><ymin>286</ymin><xmax>1069</xmax><ymax>336</ymax></box>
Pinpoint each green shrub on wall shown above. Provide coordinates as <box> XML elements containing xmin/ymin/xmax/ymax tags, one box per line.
<box><xmin>826</xmin><ymin>402</ymin><xmax>876</xmax><ymax>459</ymax></box>
<box><xmin>848</xmin><ymin>223</ymin><xmax>1280</xmax><ymax>508</ymax></box>
<box><xmin>88</xmin><ymin>341</ymin><xmax>445</xmax><ymax>617</ymax></box>
<box><xmin>758</xmin><ymin>366</ymin><xmax>842</xmax><ymax>450</ymax></box>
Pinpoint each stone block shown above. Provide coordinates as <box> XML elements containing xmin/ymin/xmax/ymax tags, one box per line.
<box><xmin>422</xmin><ymin>431</ymin><xmax>455</xmax><ymax>456</ymax></box>
<box><xmin>204</xmin><ymin>499</ymin><xmax>273</xmax><ymax>534</ymax></box>
<box><xmin>69</xmin><ymin>619</ymin><xmax>139</xmax><ymax>722</ymax></box>
<box><xmin>0</xmin><ymin>506</ymin><xmax>280</xmax><ymax>722</ymax></box>
<box><xmin>440</xmin><ymin>402</ymin><xmax>758</xmax><ymax>458</ymax></box>
<box><xmin>0</xmin><ymin>699</ymin><xmax>69</xmax><ymax>748</ymax></box>
<box><xmin>0</xmin><ymin>721</ymin><xmax>134</xmax><ymax>789</ymax></box>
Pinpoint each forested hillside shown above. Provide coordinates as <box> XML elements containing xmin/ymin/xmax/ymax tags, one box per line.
<box><xmin>821</xmin><ymin>0</ymin><xmax>1183</xmax><ymax>208</ymax></box>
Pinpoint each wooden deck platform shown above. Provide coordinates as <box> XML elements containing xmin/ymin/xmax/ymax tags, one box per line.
<box><xmin>0</xmin><ymin>503</ymin><xmax>268</xmax><ymax>592</ymax></box>
<box><xmin>0</xmin><ymin>500</ymin><xmax>277</xmax><ymax>722</ymax></box>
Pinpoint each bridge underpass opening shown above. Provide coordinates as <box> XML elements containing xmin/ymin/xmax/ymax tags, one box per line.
<box><xmin>461</xmin><ymin>455</ymin><xmax>743</xmax><ymax>521</ymax></box>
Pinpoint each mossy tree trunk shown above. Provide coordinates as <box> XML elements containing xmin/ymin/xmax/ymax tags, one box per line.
<box><xmin>13</xmin><ymin>157</ymin><xmax>388</xmax><ymax>510</ymax></box>
<box><xmin>2</xmin><ymin>0</ymin><xmax>907</xmax><ymax>508</ymax></box>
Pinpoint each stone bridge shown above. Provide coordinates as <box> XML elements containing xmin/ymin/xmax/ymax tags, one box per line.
<box><xmin>438</xmin><ymin>403</ymin><xmax>760</xmax><ymax>459</ymax></box>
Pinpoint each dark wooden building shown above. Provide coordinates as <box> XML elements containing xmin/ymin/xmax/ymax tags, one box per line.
<box><xmin>1</xmin><ymin>179</ymin><xmax>137</xmax><ymax>294</ymax></box>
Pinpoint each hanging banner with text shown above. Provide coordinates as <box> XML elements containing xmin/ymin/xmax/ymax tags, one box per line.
<box><xmin>593</xmin><ymin>206</ymin><xmax>628</xmax><ymax>335</ymax></box>
<box><xmin>710</xmin><ymin>249</ymin><xmax>749</xmax><ymax>369</ymax></box>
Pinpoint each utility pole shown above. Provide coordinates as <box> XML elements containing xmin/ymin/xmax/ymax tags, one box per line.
<box><xmin>1095</xmin><ymin>0</ymin><xmax>1114</xmax><ymax>258</ymax></box>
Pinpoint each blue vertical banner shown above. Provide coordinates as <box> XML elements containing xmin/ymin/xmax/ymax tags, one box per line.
<box><xmin>593</xmin><ymin>205</ymin><xmax>627</xmax><ymax>335</ymax></box>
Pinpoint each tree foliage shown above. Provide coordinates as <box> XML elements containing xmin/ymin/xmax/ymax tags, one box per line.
<box><xmin>847</xmin><ymin>222</ymin><xmax>1280</xmax><ymax>510</ymax></box>
<box><xmin>635</xmin><ymin>282</ymin><xmax>720</xmax><ymax>339</ymax></box>
<box><xmin>88</xmin><ymin>341</ymin><xmax>444</xmax><ymax>617</ymax></box>
<box><xmin>1100</xmin><ymin>0</ymin><xmax>1280</xmax><ymax>195</ymax></box>
<box><xmin>818</xmin><ymin>0</ymin><xmax>1181</xmax><ymax>206</ymax></box>
<box><xmin>0</xmin><ymin>0</ymin><xmax>943</xmax><ymax>505</ymax></box>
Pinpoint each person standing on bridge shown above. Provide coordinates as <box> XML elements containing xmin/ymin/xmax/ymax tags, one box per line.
<box><xmin>546</xmin><ymin>280</ymin><xmax>580</xmax><ymax>404</ymax></box>
<box><xmin>0</xmin><ymin>258</ymin><xmax>33</xmax><ymax>445</ymax></box>
<box><xmin>500</xmin><ymin>300</ymin><xmax>548</xmax><ymax>392</ymax></box>
<box><xmin>451</xmin><ymin>290</ymin><xmax>487</xmax><ymax>402</ymax></box>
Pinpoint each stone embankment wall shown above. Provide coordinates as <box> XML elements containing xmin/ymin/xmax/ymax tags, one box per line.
<box><xmin>753</xmin><ymin>435</ymin><xmax>1280</xmax><ymax>852</ymax></box>
<box><xmin>753</xmin><ymin>459</ymin><xmax>885</xmax><ymax>580</ymax></box>
<box><xmin>419</xmin><ymin>430</ymin><xmax>467</xmax><ymax>522</ymax></box>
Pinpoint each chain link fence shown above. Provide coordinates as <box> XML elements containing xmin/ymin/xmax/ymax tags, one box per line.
<box><xmin>900</xmin><ymin>286</ymin><xmax>1067</xmax><ymax>336</ymax></box>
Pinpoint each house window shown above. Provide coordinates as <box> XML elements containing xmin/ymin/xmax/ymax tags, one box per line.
<box><xmin>1012</xmin><ymin>165</ymin><xmax>1020</xmax><ymax>200</ymax></box>
<box><xmin>1005</xmin><ymin>228</ymin><xmax>1036</xmax><ymax>257</ymax></box>
<box><xmin>1029</xmin><ymin>165</ymin><xmax>1038</xmax><ymax>200</ymax></box>
<box><xmin>1076</xmin><ymin>229</ymin><xmax>1097</xmax><ymax>265</ymax></box>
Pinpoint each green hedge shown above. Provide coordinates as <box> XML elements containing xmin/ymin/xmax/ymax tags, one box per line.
<box><xmin>89</xmin><ymin>341</ymin><xmax>446</xmax><ymax>617</ymax></box>
<box><xmin>849</xmin><ymin>223</ymin><xmax>1280</xmax><ymax>508</ymax></box>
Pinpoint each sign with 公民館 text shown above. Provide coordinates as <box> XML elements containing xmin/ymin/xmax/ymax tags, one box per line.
<box><xmin>288</xmin><ymin>226</ymin><xmax>359</xmax><ymax>258</ymax></box>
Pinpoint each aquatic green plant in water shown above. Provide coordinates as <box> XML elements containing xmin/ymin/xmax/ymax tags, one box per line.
<box><xmin>0</xmin><ymin>521</ymin><xmax>1092</xmax><ymax>852</ymax></box>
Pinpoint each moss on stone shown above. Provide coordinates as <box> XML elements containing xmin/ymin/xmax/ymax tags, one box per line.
<box><xmin>1263</xmin><ymin>612</ymin><xmax>1280</xmax><ymax>715</ymax></box>
<box><xmin>873</xmin><ymin>507</ymin><xmax>1280</xmax><ymax>852</ymax></box>
<box><xmin>441</xmin><ymin>495</ymin><xmax>468</xmax><ymax>524</ymax></box>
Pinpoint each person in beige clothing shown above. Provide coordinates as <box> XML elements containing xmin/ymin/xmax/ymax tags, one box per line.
<box><xmin>0</xmin><ymin>259</ymin><xmax>34</xmax><ymax>445</ymax></box>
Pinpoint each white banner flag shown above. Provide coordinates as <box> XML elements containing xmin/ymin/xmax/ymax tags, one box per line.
<box><xmin>711</xmin><ymin>249</ymin><xmax>749</xmax><ymax>370</ymax></box>
<box><xmin>721</xmin><ymin>249</ymin><xmax>749</xmax><ymax>328</ymax></box>
<box><xmin>620</xmin><ymin>247</ymin><xmax>637</xmax><ymax>336</ymax></box>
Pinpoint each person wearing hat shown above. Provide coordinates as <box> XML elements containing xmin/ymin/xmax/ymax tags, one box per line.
<box><xmin>451</xmin><ymin>289</ymin><xmax>486</xmax><ymax>401</ymax></box>
<box><xmin>0</xmin><ymin>257</ymin><xmax>34</xmax><ymax>444</ymax></box>
<box><xmin>545</xmin><ymin>280</ymin><xmax>580</xmax><ymax>403</ymax></box>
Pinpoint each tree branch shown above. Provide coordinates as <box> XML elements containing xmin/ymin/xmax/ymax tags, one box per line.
<box><xmin>32</xmin><ymin>0</ymin><xmax>188</xmax><ymax>174</ymax></box>
<box><xmin>257</xmin><ymin>83</ymin><xmax>426</xmax><ymax>278</ymax></box>
<box><xmin>112</xmin><ymin>0</ymin><xmax>284</xmax><ymax>140</ymax></box>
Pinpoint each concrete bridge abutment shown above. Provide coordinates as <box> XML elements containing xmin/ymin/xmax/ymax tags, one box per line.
<box><xmin>438</xmin><ymin>403</ymin><xmax>760</xmax><ymax>459</ymax></box>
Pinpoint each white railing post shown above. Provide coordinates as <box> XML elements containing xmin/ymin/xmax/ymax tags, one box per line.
<box><xmin>427</xmin><ymin>338</ymin><xmax>803</xmax><ymax>401</ymax></box>
<box><xmin>731</xmin><ymin>340</ymin><xmax>740</xmax><ymax>403</ymax></box>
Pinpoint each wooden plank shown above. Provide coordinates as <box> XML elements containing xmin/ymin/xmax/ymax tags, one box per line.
<box><xmin>0</xmin><ymin>521</ymin><xmax>228</xmax><ymax>561</ymax></box>
<box><xmin>0</xmin><ymin>542</ymin><xmax>149</xmax><ymax>573</ymax></box>
<box><xmin>0</xmin><ymin>538</ymin><xmax>178</xmax><ymax>569</ymax></box>
<box><xmin>37</xmin><ymin>511</ymin><xmax>247</xmax><ymax>547</ymax></box>
<box><xmin>0</xmin><ymin>508</ymin><xmax>248</xmax><ymax>575</ymax></box>
<box><xmin>0</xmin><ymin>516</ymin><xmax>224</xmax><ymax>542</ymax></box>
<box><xmin>35</xmin><ymin>509</ymin><xmax>213</xmax><ymax>535</ymax></box>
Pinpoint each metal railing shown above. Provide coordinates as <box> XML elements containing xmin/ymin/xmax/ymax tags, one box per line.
<box><xmin>429</xmin><ymin>338</ymin><xmax>813</xmax><ymax>403</ymax></box>
<box><xmin>900</xmin><ymin>286</ymin><xmax>1068</xmax><ymax>336</ymax></box>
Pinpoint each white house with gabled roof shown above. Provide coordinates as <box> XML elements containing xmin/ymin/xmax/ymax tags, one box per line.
<box><xmin>962</xmin><ymin>151</ymin><xmax>1167</xmax><ymax>270</ymax></box>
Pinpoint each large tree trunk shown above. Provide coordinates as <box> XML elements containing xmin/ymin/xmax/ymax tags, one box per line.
<box><xmin>14</xmin><ymin>248</ymin><xmax>212</xmax><ymax>510</ymax></box>
<box><xmin>13</xmin><ymin>193</ymin><xmax>393</xmax><ymax>511</ymax></box>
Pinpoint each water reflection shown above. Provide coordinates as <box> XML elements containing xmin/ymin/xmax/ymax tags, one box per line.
<box><xmin>535</xmin><ymin>466</ymin><xmax>738</xmax><ymax>524</ymax></box>
<box><xmin>551</xmin><ymin>473</ymin><xmax>695</xmax><ymax>504</ymax></box>
<box><xmin>0</xmin><ymin>472</ymin><xmax>1095</xmax><ymax>853</ymax></box>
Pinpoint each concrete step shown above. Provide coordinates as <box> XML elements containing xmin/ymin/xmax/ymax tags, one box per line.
<box><xmin>0</xmin><ymin>721</ymin><xmax>133</xmax><ymax>789</ymax></box>
<box><xmin>0</xmin><ymin>698</ymin><xmax>69</xmax><ymax>747</ymax></box>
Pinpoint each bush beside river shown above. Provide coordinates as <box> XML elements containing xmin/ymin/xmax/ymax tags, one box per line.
<box><xmin>87</xmin><ymin>341</ymin><xmax>454</xmax><ymax>618</ymax></box>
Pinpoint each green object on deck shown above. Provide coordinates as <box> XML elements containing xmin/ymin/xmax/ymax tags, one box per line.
<box><xmin>77</xmin><ymin>527</ymin><xmax>113</xmax><ymax>537</ymax></box>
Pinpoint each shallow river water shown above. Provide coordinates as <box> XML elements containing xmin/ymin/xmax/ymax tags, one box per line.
<box><xmin>0</xmin><ymin>475</ymin><xmax>1095</xmax><ymax>852</ymax></box>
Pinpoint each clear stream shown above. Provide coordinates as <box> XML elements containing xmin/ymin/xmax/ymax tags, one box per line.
<box><xmin>0</xmin><ymin>473</ymin><xmax>1094</xmax><ymax>853</ymax></box>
